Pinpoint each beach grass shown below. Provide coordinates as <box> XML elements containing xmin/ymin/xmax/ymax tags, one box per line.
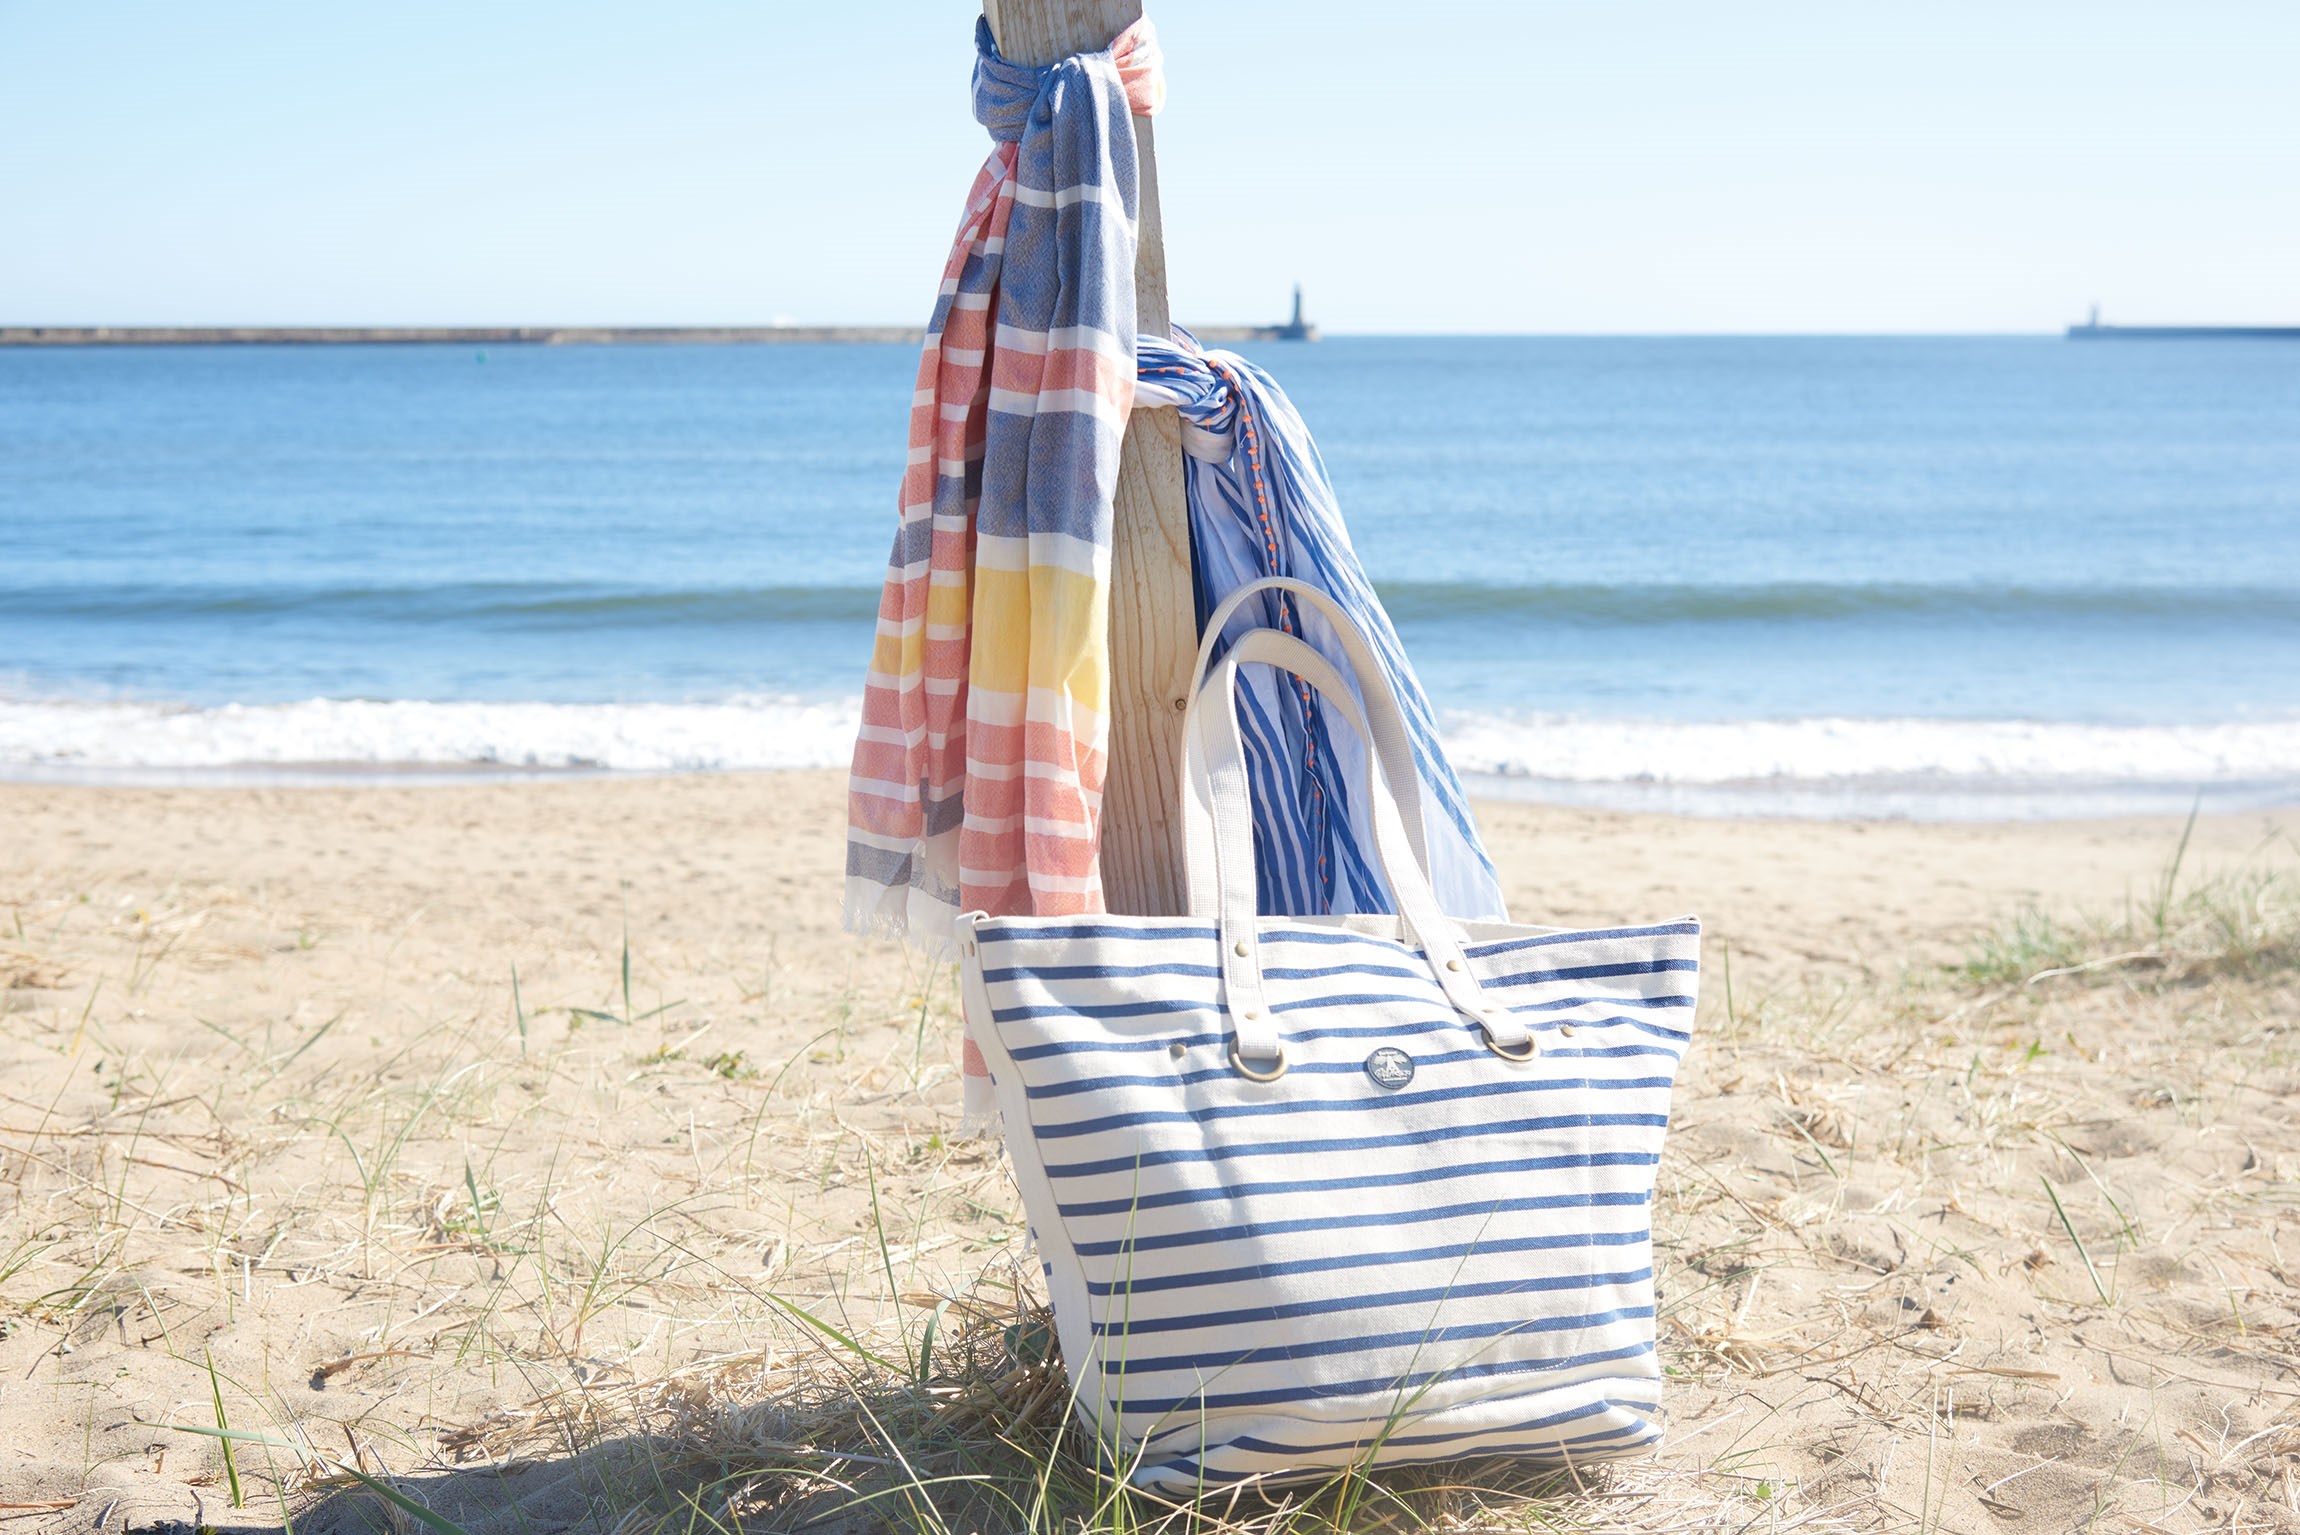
<box><xmin>1959</xmin><ymin>829</ymin><xmax>2300</xmax><ymax>991</ymax></box>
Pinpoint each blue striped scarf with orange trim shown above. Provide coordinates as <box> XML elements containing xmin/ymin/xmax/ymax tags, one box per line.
<box><xmin>1137</xmin><ymin>330</ymin><xmax>1507</xmax><ymax>923</ymax></box>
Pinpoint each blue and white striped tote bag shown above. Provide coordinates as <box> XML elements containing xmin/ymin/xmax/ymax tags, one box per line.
<box><xmin>954</xmin><ymin>578</ymin><xmax>1700</xmax><ymax>1497</ymax></box>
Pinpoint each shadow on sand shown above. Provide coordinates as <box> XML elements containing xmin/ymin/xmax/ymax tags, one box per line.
<box><xmin>289</xmin><ymin>1437</ymin><xmax>724</xmax><ymax>1535</ymax></box>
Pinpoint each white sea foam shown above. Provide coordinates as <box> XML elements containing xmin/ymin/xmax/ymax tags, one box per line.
<box><xmin>0</xmin><ymin>695</ymin><xmax>862</xmax><ymax>779</ymax></box>
<box><xmin>1443</xmin><ymin>713</ymin><xmax>2300</xmax><ymax>819</ymax></box>
<box><xmin>5</xmin><ymin>696</ymin><xmax>2298</xmax><ymax>817</ymax></box>
<box><xmin>1440</xmin><ymin>713</ymin><xmax>2300</xmax><ymax>786</ymax></box>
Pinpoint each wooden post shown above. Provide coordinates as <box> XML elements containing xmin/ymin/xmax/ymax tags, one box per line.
<box><xmin>984</xmin><ymin>0</ymin><xmax>1195</xmax><ymax>918</ymax></box>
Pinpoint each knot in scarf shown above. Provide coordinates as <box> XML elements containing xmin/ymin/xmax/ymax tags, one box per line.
<box><xmin>971</xmin><ymin>13</ymin><xmax>1165</xmax><ymax>143</ymax></box>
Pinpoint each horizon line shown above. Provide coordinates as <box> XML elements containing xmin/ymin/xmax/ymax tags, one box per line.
<box><xmin>0</xmin><ymin>322</ymin><xmax>2143</xmax><ymax>346</ymax></box>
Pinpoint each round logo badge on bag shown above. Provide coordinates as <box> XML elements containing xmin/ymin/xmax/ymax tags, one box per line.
<box><xmin>1363</xmin><ymin>1047</ymin><xmax>1416</xmax><ymax>1090</ymax></box>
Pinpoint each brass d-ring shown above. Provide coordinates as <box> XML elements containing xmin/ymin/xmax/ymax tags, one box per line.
<box><xmin>1228</xmin><ymin>1041</ymin><xmax>1289</xmax><ymax>1082</ymax></box>
<box><xmin>1483</xmin><ymin>1027</ymin><xmax>1539</xmax><ymax>1063</ymax></box>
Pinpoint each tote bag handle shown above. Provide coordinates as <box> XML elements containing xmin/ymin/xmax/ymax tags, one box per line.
<box><xmin>1184</xmin><ymin>576</ymin><xmax>1435</xmax><ymax>879</ymax></box>
<box><xmin>1181</xmin><ymin>628</ymin><xmax>1425</xmax><ymax>925</ymax></box>
<box><xmin>1179</xmin><ymin>589</ymin><xmax>1528</xmax><ymax>1066</ymax></box>
<box><xmin>1188</xmin><ymin>629</ymin><xmax>1432</xmax><ymax>924</ymax></box>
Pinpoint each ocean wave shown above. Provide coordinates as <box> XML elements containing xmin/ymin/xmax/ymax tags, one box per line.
<box><xmin>0</xmin><ymin>696</ymin><xmax>861</xmax><ymax>775</ymax></box>
<box><xmin>7</xmin><ymin>695</ymin><xmax>2299</xmax><ymax>802</ymax></box>
<box><xmin>5</xmin><ymin>579</ymin><xmax>2295</xmax><ymax>630</ymax></box>
<box><xmin>1443</xmin><ymin>713</ymin><xmax>2300</xmax><ymax>785</ymax></box>
<box><xmin>0</xmin><ymin>582</ymin><xmax>883</xmax><ymax>627</ymax></box>
<box><xmin>1373</xmin><ymin>580</ymin><xmax>2300</xmax><ymax>626</ymax></box>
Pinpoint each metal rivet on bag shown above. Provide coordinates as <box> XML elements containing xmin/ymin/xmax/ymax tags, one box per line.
<box><xmin>1168</xmin><ymin>1041</ymin><xmax>1187</xmax><ymax>1060</ymax></box>
<box><xmin>1363</xmin><ymin>1047</ymin><xmax>1415</xmax><ymax>1090</ymax></box>
<box><xmin>1559</xmin><ymin>1023</ymin><xmax>1579</xmax><ymax>1038</ymax></box>
<box><xmin>1233</xmin><ymin>940</ymin><xmax>1250</xmax><ymax>957</ymax></box>
<box><xmin>1445</xmin><ymin>958</ymin><xmax>1463</xmax><ymax>972</ymax></box>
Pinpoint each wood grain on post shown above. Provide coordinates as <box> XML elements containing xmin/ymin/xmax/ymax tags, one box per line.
<box><xmin>982</xmin><ymin>0</ymin><xmax>1194</xmax><ymax>918</ymax></box>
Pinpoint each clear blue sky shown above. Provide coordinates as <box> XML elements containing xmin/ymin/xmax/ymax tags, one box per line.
<box><xmin>3</xmin><ymin>2</ymin><xmax>2293</xmax><ymax>334</ymax></box>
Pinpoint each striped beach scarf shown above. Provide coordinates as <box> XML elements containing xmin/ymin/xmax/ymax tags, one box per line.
<box><xmin>842</xmin><ymin>16</ymin><xmax>1165</xmax><ymax>942</ymax></box>
<box><xmin>847</xmin><ymin>22</ymin><xmax>1504</xmax><ymax>1125</ymax></box>
<box><xmin>1136</xmin><ymin>332</ymin><xmax>1508</xmax><ymax>923</ymax></box>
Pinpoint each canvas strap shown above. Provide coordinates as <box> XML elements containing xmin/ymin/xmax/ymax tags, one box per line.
<box><xmin>1180</xmin><ymin>579</ymin><xmax>1527</xmax><ymax>1060</ymax></box>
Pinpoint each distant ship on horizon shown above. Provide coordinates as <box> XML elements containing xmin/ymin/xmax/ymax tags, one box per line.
<box><xmin>2068</xmin><ymin>303</ymin><xmax>2299</xmax><ymax>341</ymax></box>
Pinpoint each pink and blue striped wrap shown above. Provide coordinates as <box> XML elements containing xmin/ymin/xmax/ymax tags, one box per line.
<box><xmin>844</xmin><ymin>19</ymin><xmax>1164</xmax><ymax>965</ymax></box>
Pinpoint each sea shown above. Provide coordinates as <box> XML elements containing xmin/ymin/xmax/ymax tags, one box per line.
<box><xmin>4</xmin><ymin>337</ymin><xmax>2298</xmax><ymax>818</ymax></box>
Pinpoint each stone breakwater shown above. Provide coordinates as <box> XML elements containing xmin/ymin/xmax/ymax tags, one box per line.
<box><xmin>0</xmin><ymin>325</ymin><xmax>928</xmax><ymax>345</ymax></box>
<box><xmin>0</xmin><ymin>324</ymin><xmax>1297</xmax><ymax>345</ymax></box>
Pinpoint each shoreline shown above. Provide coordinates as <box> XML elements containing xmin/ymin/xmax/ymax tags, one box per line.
<box><xmin>4</xmin><ymin>761</ymin><xmax>2298</xmax><ymax>824</ymax></box>
<box><xmin>5</xmin><ymin>766</ymin><xmax>2285</xmax><ymax>957</ymax></box>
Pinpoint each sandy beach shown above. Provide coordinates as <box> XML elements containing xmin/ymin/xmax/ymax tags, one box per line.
<box><xmin>3</xmin><ymin>773</ymin><xmax>2296</xmax><ymax>1532</ymax></box>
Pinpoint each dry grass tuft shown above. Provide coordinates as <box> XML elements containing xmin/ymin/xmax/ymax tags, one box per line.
<box><xmin>1960</xmin><ymin>818</ymin><xmax>2300</xmax><ymax>989</ymax></box>
<box><xmin>302</xmin><ymin>1260</ymin><xmax>1854</xmax><ymax>1535</ymax></box>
